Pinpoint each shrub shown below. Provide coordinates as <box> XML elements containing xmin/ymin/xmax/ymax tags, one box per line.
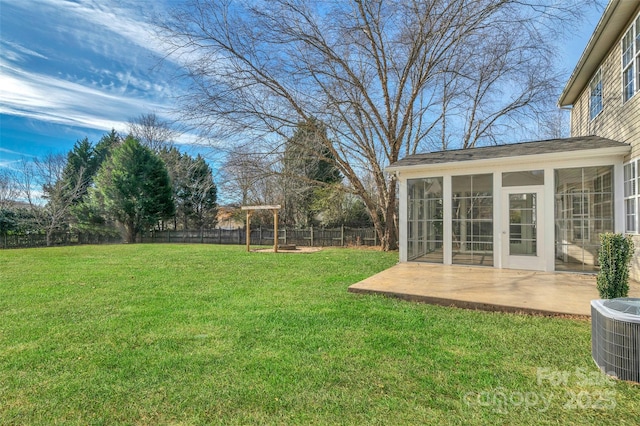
<box><xmin>597</xmin><ymin>233</ymin><xmax>635</xmax><ymax>299</ymax></box>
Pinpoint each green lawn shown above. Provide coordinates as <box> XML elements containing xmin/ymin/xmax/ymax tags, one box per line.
<box><xmin>1</xmin><ymin>244</ymin><xmax>637</xmax><ymax>425</ymax></box>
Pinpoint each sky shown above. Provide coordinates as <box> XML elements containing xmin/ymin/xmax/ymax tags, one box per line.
<box><xmin>0</xmin><ymin>0</ymin><xmax>191</xmax><ymax>171</ymax></box>
<box><xmin>0</xmin><ymin>0</ymin><xmax>606</xmax><ymax>173</ymax></box>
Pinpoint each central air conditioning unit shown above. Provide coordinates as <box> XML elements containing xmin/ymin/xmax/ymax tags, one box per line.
<box><xmin>591</xmin><ymin>298</ymin><xmax>640</xmax><ymax>383</ymax></box>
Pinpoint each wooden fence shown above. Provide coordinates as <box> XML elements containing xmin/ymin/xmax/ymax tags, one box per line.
<box><xmin>141</xmin><ymin>226</ymin><xmax>379</xmax><ymax>247</ymax></box>
<box><xmin>1</xmin><ymin>232</ymin><xmax>122</xmax><ymax>249</ymax></box>
<box><xmin>2</xmin><ymin>227</ymin><xmax>379</xmax><ymax>249</ymax></box>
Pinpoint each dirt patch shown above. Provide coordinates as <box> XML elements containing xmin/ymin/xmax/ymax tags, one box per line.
<box><xmin>253</xmin><ymin>246</ymin><xmax>323</xmax><ymax>253</ymax></box>
<box><xmin>345</xmin><ymin>245</ymin><xmax>386</xmax><ymax>251</ymax></box>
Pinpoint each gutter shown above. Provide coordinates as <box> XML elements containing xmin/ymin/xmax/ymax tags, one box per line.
<box><xmin>385</xmin><ymin>145</ymin><xmax>631</xmax><ymax>174</ymax></box>
<box><xmin>558</xmin><ymin>0</ymin><xmax>620</xmax><ymax>107</ymax></box>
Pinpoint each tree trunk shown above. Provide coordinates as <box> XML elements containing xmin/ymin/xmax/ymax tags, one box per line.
<box><xmin>126</xmin><ymin>220</ymin><xmax>136</xmax><ymax>244</ymax></box>
<box><xmin>384</xmin><ymin>180</ymin><xmax>399</xmax><ymax>251</ymax></box>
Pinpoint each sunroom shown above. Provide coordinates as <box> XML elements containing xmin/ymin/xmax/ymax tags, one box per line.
<box><xmin>387</xmin><ymin>136</ymin><xmax>630</xmax><ymax>272</ymax></box>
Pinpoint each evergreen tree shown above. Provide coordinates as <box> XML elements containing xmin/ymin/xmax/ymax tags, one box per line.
<box><xmin>64</xmin><ymin>130</ymin><xmax>121</xmax><ymax>233</ymax></box>
<box><xmin>282</xmin><ymin>118</ymin><xmax>342</xmax><ymax>227</ymax></box>
<box><xmin>158</xmin><ymin>147</ymin><xmax>185</xmax><ymax>229</ymax></box>
<box><xmin>93</xmin><ymin>136</ymin><xmax>174</xmax><ymax>243</ymax></box>
<box><xmin>159</xmin><ymin>149</ymin><xmax>217</xmax><ymax>230</ymax></box>
<box><xmin>61</xmin><ymin>138</ymin><xmax>96</xmax><ymax>205</ymax></box>
<box><xmin>94</xmin><ymin>129</ymin><xmax>120</xmax><ymax>166</ymax></box>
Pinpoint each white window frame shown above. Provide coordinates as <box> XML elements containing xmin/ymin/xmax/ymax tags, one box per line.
<box><xmin>624</xmin><ymin>159</ymin><xmax>639</xmax><ymax>234</ymax></box>
<box><xmin>622</xmin><ymin>13</ymin><xmax>640</xmax><ymax>103</ymax></box>
<box><xmin>637</xmin><ymin>15</ymin><xmax>640</xmax><ymax>93</ymax></box>
<box><xmin>589</xmin><ymin>68</ymin><xmax>603</xmax><ymax>119</ymax></box>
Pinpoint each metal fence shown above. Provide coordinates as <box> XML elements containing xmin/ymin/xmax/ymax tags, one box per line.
<box><xmin>2</xmin><ymin>226</ymin><xmax>379</xmax><ymax>249</ymax></box>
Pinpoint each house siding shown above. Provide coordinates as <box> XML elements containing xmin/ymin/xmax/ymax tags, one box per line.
<box><xmin>570</xmin><ymin>31</ymin><xmax>640</xmax><ymax>161</ymax></box>
<box><xmin>569</xmin><ymin>6</ymin><xmax>640</xmax><ymax>283</ymax></box>
<box><xmin>632</xmin><ymin>236</ymin><xmax>640</xmax><ymax>282</ymax></box>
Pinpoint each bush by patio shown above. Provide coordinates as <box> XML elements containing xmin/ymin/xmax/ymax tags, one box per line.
<box><xmin>597</xmin><ymin>233</ymin><xmax>635</xmax><ymax>299</ymax></box>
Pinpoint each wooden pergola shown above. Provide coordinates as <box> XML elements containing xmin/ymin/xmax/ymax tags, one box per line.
<box><xmin>241</xmin><ymin>205</ymin><xmax>281</xmax><ymax>252</ymax></box>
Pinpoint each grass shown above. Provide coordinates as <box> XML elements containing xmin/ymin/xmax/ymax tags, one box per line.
<box><xmin>0</xmin><ymin>244</ymin><xmax>638</xmax><ymax>425</ymax></box>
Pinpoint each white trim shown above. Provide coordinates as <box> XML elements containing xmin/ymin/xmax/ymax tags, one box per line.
<box><xmin>543</xmin><ymin>169</ymin><xmax>556</xmax><ymax>271</ymax></box>
<box><xmin>392</xmin><ymin>151</ymin><xmax>626</xmax><ymax>181</ymax></box>
<box><xmin>501</xmin><ymin>186</ymin><xmax>546</xmax><ymax>271</ymax></box>
<box><xmin>398</xmin><ymin>178</ymin><xmax>407</xmax><ymax>262</ymax></box>
<box><xmin>623</xmin><ymin>158</ymin><xmax>639</xmax><ymax>234</ymax></box>
<box><xmin>397</xmin><ymin>153</ymin><xmax>625</xmax><ymax>272</ymax></box>
<box><xmin>621</xmin><ymin>11</ymin><xmax>640</xmax><ymax>103</ymax></box>
<box><xmin>589</xmin><ymin>67</ymin><xmax>603</xmax><ymax>120</ymax></box>
<box><xmin>386</xmin><ymin>146</ymin><xmax>630</xmax><ymax>175</ymax></box>
<box><xmin>443</xmin><ymin>176</ymin><xmax>453</xmax><ymax>265</ymax></box>
<box><xmin>559</xmin><ymin>0</ymin><xmax>640</xmax><ymax>107</ymax></box>
<box><xmin>493</xmin><ymin>172</ymin><xmax>502</xmax><ymax>268</ymax></box>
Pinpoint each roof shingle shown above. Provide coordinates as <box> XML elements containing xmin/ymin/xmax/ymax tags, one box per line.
<box><xmin>388</xmin><ymin>136</ymin><xmax>629</xmax><ymax>169</ymax></box>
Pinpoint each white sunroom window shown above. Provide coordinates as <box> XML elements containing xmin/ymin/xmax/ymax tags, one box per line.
<box><xmin>624</xmin><ymin>160</ymin><xmax>639</xmax><ymax>233</ymax></box>
<box><xmin>622</xmin><ymin>14</ymin><xmax>640</xmax><ymax>103</ymax></box>
<box><xmin>589</xmin><ymin>68</ymin><xmax>603</xmax><ymax>119</ymax></box>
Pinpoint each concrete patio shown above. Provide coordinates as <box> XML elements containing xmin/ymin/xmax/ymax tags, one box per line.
<box><xmin>348</xmin><ymin>263</ymin><xmax>640</xmax><ymax>317</ymax></box>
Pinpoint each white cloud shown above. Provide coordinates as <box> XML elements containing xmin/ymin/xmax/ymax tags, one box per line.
<box><xmin>0</xmin><ymin>0</ymin><xmax>185</xmax><ymax>132</ymax></box>
<box><xmin>0</xmin><ymin>147</ymin><xmax>29</xmax><ymax>156</ymax></box>
<box><xmin>1</xmin><ymin>41</ymin><xmax>49</xmax><ymax>62</ymax></box>
<box><xmin>0</xmin><ymin>60</ymin><xmax>209</xmax><ymax>150</ymax></box>
<box><xmin>0</xmin><ymin>0</ymin><xmax>221</xmax><ymax>154</ymax></box>
<box><xmin>23</xmin><ymin>0</ymin><xmax>176</xmax><ymax>65</ymax></box>
<box><xmin>0</xmin><ymin>59</ymin><xmax>167</xmax><ymax>131</ymax></box>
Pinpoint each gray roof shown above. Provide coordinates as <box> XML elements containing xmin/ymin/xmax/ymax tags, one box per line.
<box><xmin>388</xmin><ymin>136</ymin><xmax>629</xmax><ymax>169</ymax></box>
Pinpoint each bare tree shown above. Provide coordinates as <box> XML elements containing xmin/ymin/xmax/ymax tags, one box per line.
<box><xmin>18</xmin><ymin>154</ymin><xmax>88</xmax><ymax>246</ymax></box>
<box><xmin>127</xmin><ymin>112</ymin><xmax>178</xmax><ymax>152</ymax></box>
<box><xmin>0</xmin><ymin>169</ymin><xmax>19</xmax><ymax>209</ymax></box>
<box><xmin>159</xmin><ymin>0</ymin><xmax>594</xmax><ymax>249</ymax></box>
<box><xmin>538</xmin><ymin>109</ymin><xmax>571</xmax><ymax>140</ymax></box>
<box><xmin>219</xmin><ymin>143</ymin><xmax>280</xmax><ymax>207</ymax></box>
